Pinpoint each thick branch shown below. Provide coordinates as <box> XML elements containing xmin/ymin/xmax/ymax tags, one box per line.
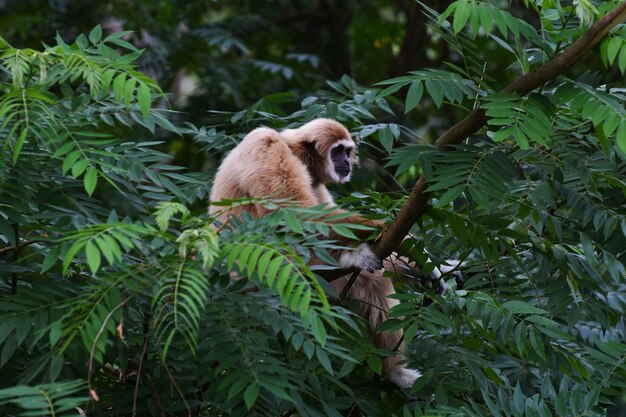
<box><xmin>318</xmin><ymin>3</ymin><xmax>626</xmax><ymax>283</ymax></box>
<box><xmin>373</xmin><ymin>3</ymin><xmax>626</xmax><ymax>261</ymax></box>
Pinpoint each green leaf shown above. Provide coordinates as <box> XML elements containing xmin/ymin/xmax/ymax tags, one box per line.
<box><xmin>435</xmin><ymin>185</ymin><xmax>465</xmax><ymax>206</ymax></box>
<box><xmin>227</xmin><ymin>376</ymin><xmax>249</xmax><ymax>401</ymax></box>
<box><xmin>366</xmin><ymin>353</ymin><xmax>382</xmax><ymax>375</ymax></box>
<box><xmin>378</xmin><ymin>126</ymin><xmax>394</xmax><ymax>152</ymax></box>
<box><xmin>468</xmin><ymin>1</ymin><xmax>480</xmax><ymax>37</ymax></box>
<box><xmin>62</xmin><ymin>150</ymin><xmax>81</xmax><ymax>174</ymax></box>
<box><xmin>502</xmin><ymin>300</ymin><xmax>547</xmax><ymax>315</ymax></box>
<box><xmin>602</xmin><ymin>113</ymin><xmax>621</xmax><ymax>137</ymax></box>
<box><xmin>49</xmin><ymin>354</ymin><xmax>63</xmax><ymax>381</ymax></box>
<box><xmin>88</xmin><ymin>25</ymin><xmax>102</xmax><ymax>44</ymax></box>
<box><xmin>616</xmin><ymin>121</ymin><xmax>626</xmax><ymax>152</ymax></box>
<box><xmin>94</xmin><ymin>236</ymin><xmax>114</xmax><ymax>266</ymax></box>
<box><xmin>529</xmin><ymin>329</ymin><xmax>546</xmax><ymax>360</ymax></box>
<box><xmin>113</xmin><ymin>73</ymin><xmax>127</xmax><ymax>102</ymax></box>
<box><xmin>256</xmin><ymin>251</ymin><xmax>273</xmax><ymax>279</ymax></box>
<box><xmin>137</xmin><ymin>82</ymin><xmax>151</xmax><ymax>117</ymax></box>
<box><xmin>512</xmin><ymin>126</ymin><xmax>529</xmax><ymax>149</ymax></box>
<box><xmin>63</xmin><ymin>240</ymin><xmax>86</xmax><ymax>273</ymax></box>
<box><xmin>243</xmin><ymin>383</ymin><xmax>259</xmax><ymax>409</ymax></box>
<box><xmin>85</xmin><ymin>240</ymin><xmax>101</xmax><ymax>275</ymax></box>
<box><xmin>303</xmin><ymin>340</ymin><xmax>315</xmax><ymax>359</ymax></box>
<box><xmin>513</xmin><ymin>383</ymin><xmax>524</xmax><ymax>414</ymax></box>
<box><xmin>283</xmin><ymin>211</ymin><xmax>304</xmax><ymax>234</ymax></box>
<box><xmin>478</xmin><ymin>3</ymin><xmax>494</xmax><ymax>35</ymax></box>
<box><xmin>49</xmin><ymin>321</ymin><xmax>62</xmax><ymax>347</ymax></box>
<box><xmin>276</xmin><ymin>264</ymin><xmax>292</xmax><ymax>298</ymax></box>
<box><xmin>404</xmin><ymin>81</ymin><xmax>423</xmax><ymax>114</ymax></box>
<box><xmin>76</xmin><ymin>34</ymin><xmax>88</xmax><ymax>49</ymax></box>
<box><xmin>315</xmin><ymin>347</ymin><xmax>333</xmax><ymax>374</ymax></box>
<box><xmin>299</xmin><ymin>289</ymin><xmax>312</xmax><ymax>317</ymax></box>
<box><xmin>618</xmin><ymin>45</ymin><xmax>626</xmax><ymax>74</ymax></box>
<box><xmin>330</xmin><ymin>224</ymin><xmax>358</xmax><ymax>240</ymax></box>
<box><xmin>493</xmin><ymin>127</ymin><xmax>515</xmax><ymax>142</ymax></box>
<box><xmin>123</xmin><ymin>77</ymin><xmax>137</xmax><ymax>108</ymax></box>
<box><xmin>12</xmin><ymin>129</ymin><xmax>27</xmax><ymax>165</ymax></box>
<box><xmin>310</xmin><ymin>315</ymin><xmax>327</xmax><ymax>345</ymax></box>
<box><xmin>105</xmin><ymin>31</ymin><xmax>137</xmax><ymax>50</ymax></box>
<box><xmin>246</xmin><ymin>247</ymin><xmax>264</xmax><ymax>277</ymax></box>
<box><xmin>514</xmin><ymin>322</ymin><xmax>527</xmax><ymax>356</ymax></box>
<box><xmin>326</xmin><ymin>102</ymin><xmax>338</xmax><ymax>119</ymax></box>
<box><xmin>266</xmin><ymin>257</ymin><xmax>282</xmax><ymax>287</ymax></box>
<box><xmin>41</xmin><ymin>246</ymin><xmax>60</xmax><ymax>273</ymax></box>
<box><xmin>607</xmin><ymin>36</ymin><xmax>622</xmax><ymax>64</ymax></box>
<box><xmin>102</xmin><ymin>233</ymin><xmax>123</xmax><ymax>263</ymax></box>
<box><xmin>453</xmin><ymin>0</ymin><xmax>470</xmax><ymax>34</ymax></box>
<box><xmin>71</xmin><ymin>158</ymin><xmax>89</xmax><ymax>178</ymax></box>
<box><xmin>53</xmin><ymin>141</ymin><xmax>75</xmax><ymax>158</ymax></box>
<box><xmin>425</xmin><ymin>79</ymin><xmax>444</xmax><ymax>108</ymax></box>
<box><xmin>100</xmin><ymin>69</ymin><xmax>116</xmax><ymax>92</ymax></box>
<box><xmin>289</xmin><ymin>284</ymin><xmax>305</xmax><ymax>312</ymax></box>
<box><xmin>84</xmin><ymin>167</ymin><xmax>98</xmax><ymax>196</ymax></box>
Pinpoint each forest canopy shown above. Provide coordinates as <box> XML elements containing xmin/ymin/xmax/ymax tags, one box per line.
<box><xmin>0</xmin><ymin>1</ymin><xmax>625</xmax><ymax>416</ymax></box>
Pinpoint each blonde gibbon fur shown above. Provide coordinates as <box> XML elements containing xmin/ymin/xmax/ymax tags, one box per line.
<box><xmin>209</xmin><ymin>118</ymin><xmax>421</xmax><ymax>388</ymax></box>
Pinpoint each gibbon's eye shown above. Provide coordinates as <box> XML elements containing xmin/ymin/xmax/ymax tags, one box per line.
<box><xmin>331</xmin><ymin>145</ymin><xmax>347</xmax><ymax>158</ymax></box>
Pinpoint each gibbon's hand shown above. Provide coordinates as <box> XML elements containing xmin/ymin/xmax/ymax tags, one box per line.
<box><xmin>338</xmin><ymin>243</ymin><xmax>383</xmax><ymax>272</ymax></box>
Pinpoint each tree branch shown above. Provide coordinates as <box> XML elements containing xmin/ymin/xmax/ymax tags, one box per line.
<box><xmin>319</xmin><ymin>2</ymin><xmax>626</xmax><ymax>283</ymax></box>
<box><xmin>0</xmin><ymin>238</ymin><xmax>40</xmax><ymax>254</ymax></box>
<box><xmin>373</xmin><ymin>3</ymin><xmax>626</xmax><ymax>261</ymax></box>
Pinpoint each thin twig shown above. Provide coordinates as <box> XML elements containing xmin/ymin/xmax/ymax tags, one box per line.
<box><xmin>338</xmin><ymin>270</ymin><xmax>361</xmax><ymax>301</ymax></box>
<box><xmin>142</xmin><ymin>372</ymin><xmax>166</xmax><ymax>417</ymax></box>
<box><xmin>11</xmin><ymin>223</ymin><xmax>18</xmax><ymax>294</ymax></box>
<box><xmin>157</xmin><ymin>349</ymin><xmax>192</xmax><ymax>417</ymax></box>
<box><xmin>0</xmin><ymin>238</ymin><xmax>40</xmax><ymax>254</ymax></box>
<box><xmin>132</xmin><ymin>313</ymin><xmax>152</xmax><ymax>417</ymax></box>
<box><xmin>87</xmin><ymin>296</ymin><xmax>133</xmax><ymax>397</ymax></box>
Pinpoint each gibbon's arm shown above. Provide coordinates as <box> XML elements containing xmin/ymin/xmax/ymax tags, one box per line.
<box><xmin>313</xmin><ymin>184</ymin><xmax>336</xmax><ymax>206</ymax></box>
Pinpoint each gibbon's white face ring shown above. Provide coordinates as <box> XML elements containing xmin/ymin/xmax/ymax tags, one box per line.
<box><xmin>328</xmin><ymin>139</ymin><xmax>355</xmax><ymax>183</ymax></box>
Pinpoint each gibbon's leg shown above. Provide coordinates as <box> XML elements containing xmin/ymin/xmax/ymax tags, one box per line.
<box><xmin>330</xmin><ymin>271</ymin><xmax>421</xmax><ymax>389</ymax></box>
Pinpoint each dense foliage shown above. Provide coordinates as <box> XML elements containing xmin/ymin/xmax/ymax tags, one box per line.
<box><xmin>1</xmin><ymin>1</ymin><xmax>625</xmax><ymax>416</ymax></box>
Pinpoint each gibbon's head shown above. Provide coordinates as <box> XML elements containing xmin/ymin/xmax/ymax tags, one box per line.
<box><xmin>284</xmin><ymin>118</ymin><xmax>357</xmax><ymax>185</ymax></box>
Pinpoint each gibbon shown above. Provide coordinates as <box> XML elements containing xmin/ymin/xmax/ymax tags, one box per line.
<box><xmin>209</xmin><ymin>118</ymin><xmax>421</xmax><ymax>388</ymax></box>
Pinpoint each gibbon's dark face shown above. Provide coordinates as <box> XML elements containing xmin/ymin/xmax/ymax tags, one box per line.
<box><xmin>330</xmin><ymin>143</ymin><xmax>353</xmax><ymax>178</ymax></box>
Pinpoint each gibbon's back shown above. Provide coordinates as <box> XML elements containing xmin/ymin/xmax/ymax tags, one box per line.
<box><xmin>208</xmin><ymin>127</ymin><xmax>274</xmax><ymax>221</ymax></box>
<box><xmin>209</xmin><ymin>125</ymin><xmax>314</xmax><ymax>223</ymax></box>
